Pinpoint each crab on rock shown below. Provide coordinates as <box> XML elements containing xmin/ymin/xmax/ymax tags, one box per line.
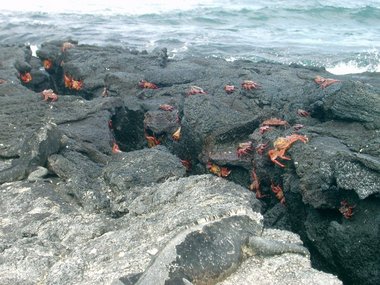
<box><xmin>271</xmin><ymin>181</ymin><xmax>285</xmax><ymax>204</ymax></box>
<box><xmin>20</xmin><ymin>72</ymin><xmax>32</xmax><ymax>84</ymax></box>
<box><xmin>261</xmin><ymin>118</ymin><xmax>289</xmax><ymax>128</ymax></box>
<box><xmin>249</xmin><ymin>168</ymin><xmax>267</xmax><ymax>199</ymax></box>
<box><xmin>236</xmin><ymin>141</ymin><xmax>254</xmax><ymax>157</ymax></box>
<box><xmin>41</xmin><ymin>89</ymin><xmax>58</xmax><ymax>102</ymax></box>
<box><xmin>145</xmin><ymin>133</ymin><xmax>160</xmax><ymax>148</ymax></box>
<box><xmin>268</xmin><ymin>134</ymin><xmax>308</xmax><ymax>168</ymax></box>
<box><xmin>314</xmin><ymin>75</ymin><xmax>340</xmax><ymax>88</ymax></box>
<box><xmin>172</xmin><ymin>127</ymin><xmax>181</xmax><ymax>141</ymax></box>
<box><xmin>207</xmin><ymin>162</ymin><xmax>231</xmax><ymax>177</ymax></box>
<box><xmin>224</xmin><ymin>85</ymin><xmax>236</xmax><ymax>94</ymax></box>
<box><xmin>188</xmin><ymin>86</ymin><xmax>207</xmax><ymax>96</ymax></box>
<box><xmin>139</xmin><ymin>80</ymin><xmax>158</xmax><ymax>89</ymax></box>
<box><xmin>159</xmin><ymin>104</ymin><xmax>175</xmax><ymax>111</ymax></box>
<box><xmin>241</xmin><ymin>80</ymin><xmax>260</xmax><ymax>90</ymax></box>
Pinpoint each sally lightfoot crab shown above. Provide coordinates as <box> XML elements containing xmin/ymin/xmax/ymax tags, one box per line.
<box><xmin>268</xmin><ymin>134</ymin><xmax>308</xmax><ymax>168</ymax></box>
<box><xmin>241</xmin><ymin>80</ymin><xmax>260</xmax><ymax>90</ymax></box>
<box><xmin>139</xmin><ymin>80</ymin><xmax>158</xmax><ymax>89</ymax></box>
<box><xmin>236</xmin><ymin>141</ymin><xmax>254</xmax><ymax>157</ymax></box>
<box><xmin>188</xmin><ymin>86</ymin><xmax>207</xmax><ymax>96</ymax></box>
<box><xmin>41</xmin><ymin>89</ymin><xmax>58</xmax><ymax>102</ymax></box>
<box><xmin>271</xmin><ymin>181</ymin><xmax>285</xmax><ymax>204</ymax></box>
<box><xmin>207</xmin><ymin>162</ymin><xmax>231</xmax><ymax>177</ymax></box>
<box><xmin>314</xmin><ymin>75</ymin><xmax>340</xmax><ymax>88</ymax></box>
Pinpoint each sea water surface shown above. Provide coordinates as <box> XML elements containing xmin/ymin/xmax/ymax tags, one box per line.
<box><xmin>1</xmin><ymin>0</ymin><xmax>380</xmax><ymax>74</ymax></box>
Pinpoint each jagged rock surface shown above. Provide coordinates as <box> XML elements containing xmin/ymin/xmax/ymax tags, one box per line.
<box><xmin>1</xmin><ymin>42</ymin><xmax>379</xmax><ymax>284</ymax></box>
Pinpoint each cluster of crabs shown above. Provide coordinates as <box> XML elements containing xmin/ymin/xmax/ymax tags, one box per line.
<box><xmin>110</xmin><ymin>76</ymin><xmax>349</xmax><ymax>214</ymax></box>
<box><xmin>15</xmin><ymin>42</ymin><xmax>353</xmax><ymax>218</ymax></box>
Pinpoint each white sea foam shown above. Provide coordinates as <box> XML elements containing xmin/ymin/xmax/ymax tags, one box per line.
<box><xmin>327</xmin><ymin>61</ymin><xmax>380</xmax><ymax>75</ymax></box>
<box><xmin>1</xmin><ymin>0</ymin><xmax>216</xmax><ymax>15</ymax></box>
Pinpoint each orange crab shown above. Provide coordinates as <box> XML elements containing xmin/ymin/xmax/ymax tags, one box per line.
<box><xmin>172</xmin><ymin>127</ymin><xmax>181</xmax><ymax>141</ymax></box>
<box><xmin>20</xmin><ymin>72</ymin><xmax>32</xmax><ymax>83</ymax></box>
<box><xmin>297</xmin><ymin>109</ymin><xmax>310</xmax><ymax>117</ymax></box>
<box><xmin>43</xmin><ymin>59</ymin><xmax>53</xmax><ymax>70</ymax></box>
<box><xmin>314</xmin><ymin>75</ymin><xmax>340</xmax><ymax>88</ymax></box>
<box><xmin>236</xmin><ymin>141</ymin><xmax>254</xmax><ymax>157</ymax></box>
<box><xmin>224</xmin><ymin>85</ymin><xmax>236</xmax><ymax>94</ymax></box>
<box><xmin>207</xmin><ymin>162</ymin><xmax>231</xmax><ymax>177</ymax></box>
<box><xmin>139</xmin><ymin>80</ymin><xmax>158</xmax><ymax>89</ymax></box>
<box><xmin>241</xmin><ymin>80</ymin><xmax>260</xmax><ymax>90</ymax></box>
<box><xmin>261</xmin><ymin>118</ymin><xmax>289</xmax><ymax>128</ymax></box>
<box><xmin>159</xmin><ymin>104</ymin><xmax>175</xmax><ymax>111</ymax></box>
<box><xmin>259</xmin><ymin>125</ymin><xmax>272</xmax><ymax>134</ymax></box>
<box><xmin>64</xmin><ymin>73</ymin><xmax>83</xmax><ymax>90</ymax></box>
<box><xmin>112</xmin><ymin>142</ymin><xmax>121</xmax><ymax>153</ymax></box>
<box><xmin>187</xmin><ymin>86</ymin><xmax>207</xmax><ymax>96</ymax></box>
<box><xmin>61</xmin><ymin>42</ymin><xmax>75</xmax><ymax>52</ymax></box>
<box><xmin>268</xmin><ymin>134</ymin><xmax>308</xmax><ymax>168</ymax></box>
<box><xmin>249</xmin><ymin>168</ymin><xmax>267</xmax><ymax>199</ymax></box>
<box><xmin>339</xmin><ymin>200</ymin><xmax>356</xmax><ymax>219</ymax></box>
<box><xmin>180</xmin><ymin>159</ymin><xmax>192</xmax><ymax>172</ymax></box>
<box><xmin>41</xmin><ymin>89</ymin><xmax>58</xmax><ymax>102</ymax></box>
<box><xmin>145</xmin><ymin>133</ymin><xmax>160</xmax><ymax>148</ymax></box>
<box><xmin>271</xmin><ymin>181</ymin><xmax>285</xmax><ymax>204</ymax></box>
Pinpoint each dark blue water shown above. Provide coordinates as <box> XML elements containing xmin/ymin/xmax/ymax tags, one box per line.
<box><xmin>1</xmin><ymin>0</ymin><xmax>379</xmax><ymax>74</ymax></box>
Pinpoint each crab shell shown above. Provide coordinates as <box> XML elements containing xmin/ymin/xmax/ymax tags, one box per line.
<box><xmin>43</xmin><ymin>59</ymin><xmax>53</xmax><ymax>70</ymax></box>
<box><xmin>172</xmin><ymin>127</ymin><xmax>181</xmax><ymax>141</ymax></box>
<box><xmin>224</xmin><ymin>85</ymin><xmax>236</xmax><ymax>94</ymax></box>
<box><xmin>20</xmin><ymin>72</ymin><xmax>32</xmax><ymax>83</ymax></box>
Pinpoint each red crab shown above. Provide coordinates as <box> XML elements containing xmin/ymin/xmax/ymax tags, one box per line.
<box><xmin>43</xmin><ymin>59</ymin><xmax>53</xmax><ymax>70</ymax></box>
<box><xmin>271</xmin><ymin>181</ymin><xmax>285</xmax><ymax>204</ymax></box>
<box><xmin>268</xmin><ymin>134</ymin><xmax>308</xmax><ymax>168</ymax></box>
<box><xmin>187</xmin><ymin>86</ymin><xmax>207</xmax><ymax>96</ymax></box>
<box><xmin>259</xmin><ymin>125</ymin><xmax>272</xmax><ymax>134</ymax></box>
<box><xmin>159</xmin><ymin>104</ymin><xmax>175</xmax><ymax>111</ymax></box>
<box><xmin>207</xmin><ymin>162</ymin><xmax>231</xmax><ymax>177</ymax></box>
<box><xmin>61</xmin><ymin>42</ymin><xmax>75</xmax><ymax>52</ymax></box>
<box><xmin>261</xmin><ymin>118</ymin><xmax>289</xmax><ymax>128</ymax></box>
<box><xmin>241</xmin><ymin>80</ymin><xmax>260</xmax><ymax>90</ymax></box>
<box><xmin>112</xmin><ymin>142</ymin><xmax>121</xmax><ymax>153</ymax></box>
<box><xmin>145</xmin><ymin>133</ymin><xmax>160</xmax><ymax>148</ymax></box>
<box><xmin>314</xmin><ymin>75</ymin><xmax>340</xmax><ymax>88</ymax></box>
<box><xmin>293</xmin><ymin>124</ymin><xmax>304</xmax><ymax>131</ymax></box>
<box><xmin>172</xmin><ymin>127</ymin><xmax>181</xmax><ymax>141</ymax></box>
<box><xmin>180</xmin><ymin>159</ymin><xmax>192</xmax><ymax>172</ymax></box>
<box><xmin>224</xmin><ymin>85</ymin><xmax>236</xmax><ymax>94</ymax></box>
<box><xmin>297</xmin><ymin>109</ymin><xmax>310</xmax><ymax>117</ymax></box>
<box><xmin>41</xmin><ymin>89</ymin><xmax>58</xmax><ymax>102</ymax></box>
<box><xmin>20</xmin><ymin>72</ymin><xmax>32</xmax><ymax>83</ymax></box>
<box><xmin>339</xmin><ymin>200</ymin><xmax>356</xmax><ymax>219</ymax></box>
<box><xmin>139</xmin><ymin>80</ymin><xmax>158</xmax><ymax>89</ymax></box>
<box><xmin>64</xmin><ymin>73</ymin><xmax>83</xmax><ymax>90</ymax></box>
<box><xmin>249</xmin><ymin>168</ymin><xmax>267</xmax><ymax>199</ymax></box>
<box><xmin>236</xmin><ymin>141</ymin><xmax>254</xmax><ymax>157</ymax></box>
<box><xmin>255</xmin><ymin>142</ymin><xmax>269</xmax><ymax>155</ymax></box>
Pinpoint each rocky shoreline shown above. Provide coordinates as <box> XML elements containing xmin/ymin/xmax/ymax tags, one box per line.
<box><xmin>0</xmin><ymin>40</ymin><xmax>379</xmax><ymax>285</ymax></box>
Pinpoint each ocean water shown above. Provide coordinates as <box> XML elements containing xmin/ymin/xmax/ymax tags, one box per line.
<box><xmin>1</xmin><ymin>0</ymin><xmax>380</xmax><ymax>74</ymax></box>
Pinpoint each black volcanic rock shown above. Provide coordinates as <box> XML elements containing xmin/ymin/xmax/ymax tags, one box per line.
<box><xmin>1</xmin><ymin>41</ymin><xmax>379</xmax><ymax>284</ymax></box>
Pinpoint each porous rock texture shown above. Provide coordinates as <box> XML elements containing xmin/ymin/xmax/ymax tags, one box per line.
<box><xmin>1</xmin><ymin>41</ymin><xmax>378</xmax><ymax>284</ymax></box>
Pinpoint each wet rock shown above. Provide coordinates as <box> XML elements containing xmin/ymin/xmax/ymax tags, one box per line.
<box><xmin>322</xmin><ymin>81</ymin><xmax>380</xmax><ymax>129</ymax></box>
<box><xmin>1</xmin><ymin>42</ymin><xmax>378</xmax><ymax>284</ymax></box>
